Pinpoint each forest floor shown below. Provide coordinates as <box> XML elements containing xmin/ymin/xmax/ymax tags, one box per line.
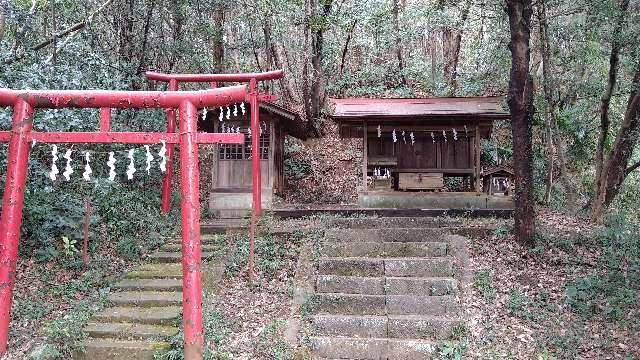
<box><xmin>464</xmin><ymin>211</ymin><xmax>639</xmax><ymax>359</ymax></box>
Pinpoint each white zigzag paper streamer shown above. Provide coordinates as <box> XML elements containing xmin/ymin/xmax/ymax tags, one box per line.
<box><xmin>442</xmin><ymin>130</ymin><xmax>447</xmax><ymax>143</ymax></box>
<box><xmin>240</xmin><ymin>103</ymin><xmax>246</xmax><ymax>115</ymax></box>
<box><xmin>410</xmin><ymin>132</ymin><xmax>415</xmax><ymax>146</ymax></box>
<box><xmin>226</xmin><ymin>106</ymin><xmax>230</xmax><ymax>120</ymax></box>
<box><xmin>158</xmin><ymin>140</ymin><xmax>167</xmax><ymax>172</ymax></box>
<box><xmin>377</xmin><ymin>125</ymin><xmax>381</xmax><ymax>138</ymax></box>
<box><xmin>392</xmin><ymin>129</ymin><xmax>397</xmax><ymax>143</ymax></box>
<box><xmin>63</xmin><ymin>149</ymin><xmax>73</xmax><ymax>181</ymax></box>
<box><xmin>219</xmin><ymin>107</ymin><xmax>224</xmax><ymax>122</ymax></box>
<box><xmin>431</xmin><ymin>132</ymin><xmax>435</xmax><ymax>143</ymax></box>
<box><xmin>202</xmin><ymin>108</ymin><xmax>208</xmax><ymax>121</ymax></box>
<box><xmin>107</xmin><ymin>152</ymin><xmax>116</xmax><ymax>181</ymax></box>
<box><xmin>233</xmin><ymin>104</ymin><xmax>238</xmax><ymax>117</ymax></box>
<box><xmin>49</xmin><ymin>145</ymin><xmax>59</xmax><ymax>181</ymax></box>
<box><xmin>126</xmin><ymin>149</ymin><xmax>136</xmax><ymax>180</ymax></box>
<box><xmin>145</xmin><ymin>145</ymin><xmax>153</xmax><ymax>174</ymax></box>
<box><xmin>83</xmin><ymin>152</ymin><xmax>92</xmax><ymax>181</ymax></box>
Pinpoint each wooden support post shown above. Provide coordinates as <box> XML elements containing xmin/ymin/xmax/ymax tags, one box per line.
<box><xmin>475</xmin><ymin>124</ymin><xmax>481</xmax><ymax>192</ymax></box>
<box><xmin>362</xmin><ymin>121</ymin><xmax>368</xmax><ymax>194</ymax></box>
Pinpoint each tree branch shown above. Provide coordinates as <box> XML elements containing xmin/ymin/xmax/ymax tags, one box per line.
<box><xmin>3</xmin><ymin>0</ymin><xmax>116</xmax><ymax>65</ymax></box>
<box><xmin>625</xmin><ymin>160</ymin><xmax>640</xmax><ymax>175</ymax></box>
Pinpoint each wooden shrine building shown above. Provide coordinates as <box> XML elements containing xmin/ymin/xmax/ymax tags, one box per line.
<box><xmin>202</xmin><ymin>102</ymin><xmax>305</xmax><ymax>217</ymax></box>
<box><xmin>330</xmin><ymin>97</ymin><xmax>510</xmax><ymax>206</ymax></box>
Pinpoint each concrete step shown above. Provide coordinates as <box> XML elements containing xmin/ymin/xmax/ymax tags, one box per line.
<box><xmin>108</xmin><ymin>291</ymin><xmax>182</xmax><ymax>307</ymax></box>
<box><xmin>315</xmin><ymin>275</ymin><xmax>385</xmax><ymax>295</ymax></box>
<box><xmin>76</xmin><ymin>338</ymin><xmax>170</xmax><ymax>360</ymax></box>
<box><xmin>310</xmin><ymin>336</ymin><xmax>437</xmax><ymax>360</ymax></box>
<box><xmin>311</xmin><ymin>314</ymin><xmax>461</xmax><ymax>340</ymax></box>
<box><xmin>160</xmin><ymin>243</ymin><xmax>222</xmax><ymax>252</ymax></box>
<box><xmin>385</xmin><ymin>258</ymin><xmax>455</xmax><ymax>277</ymax></box>
<box><xmin>386</xmin><ymin>295</ymin><xmax>459</xmax><ymax>316</ymax></box>
<box><xmin>314</xmin><ymin>293</ymin><xmax>386</xmax><ymax>315</ymax></box>
<box><xmin>319</xmin><ymin>242</ymin><xmax>448</xmax><ymax>258</ymax></box>
<box><xmin>324</xmin><ymin>228</ymin><xmax>448</xmax><ymax>243</ymax></box>
<box><xmin>386</xmin><ymin>277</ymin><xmax>458</xmax><ymax>296</ymax></box>
<box><xmin>317</xmin><ymin>258</ymin><xmax>383</xmax><ymax>277</ymax></box>
<box><xmin>127</xmin><ymin>264</ymin><xmax>181</xmax><ymax>279</ymax></box>
<box><xmin>114</xmin><ymin>278</ymin><xmax>182</xmax><ymax>292</ymax></box>
<box><xmin>146</xmin><ymin>251</ymin><xmax>220</xmax><ymax>263</ymax></box>
<box><xmin>201</xmin><ymin>220</ymin><xmax>247</xmax><ymax>234</ymax></box>
<box><xmin>93</xmin><ymin>306</ymin><xmax>181</xmax><ymax>325</ymax></box>
<box><xmin>85</xmin><ymin>322</ymin><xmax>179</xmax><ymax>340</ymax></box>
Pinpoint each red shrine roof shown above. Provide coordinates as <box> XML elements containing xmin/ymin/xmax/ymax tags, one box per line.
<box><xmin>329</xmin><ymin>96</ymin><xmax>509</xmax><ymax>119</ymax></box>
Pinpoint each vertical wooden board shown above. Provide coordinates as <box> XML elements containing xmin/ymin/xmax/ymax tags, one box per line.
<box><xmin>362</xmin><ymin>121</ymin><xmax>368</xmax><ymax>193</ymax></box>
<box><xmin>216</xmin><ymin>161</ymin><xmax>230</xmax><ymax>188</ymax></box>
<box><xmin>423</xmin><ymin>138</ymin><xmax>438</xmax><ymax>168</ymax></box>
<box><xmin>381</xmin><ymin>138</ymin><xmax>394</xmax><ymax>156</ymax></box>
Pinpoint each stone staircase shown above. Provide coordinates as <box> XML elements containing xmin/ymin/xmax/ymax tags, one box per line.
<box><xmin>76</xmin><ymin>223</ymin><xmax>235</xmax><ymax>360</ymax></box>
<box><xmin>309</xmin><ymin>221</ymin><xmax>468</xmax><ymax>360</ymax></box>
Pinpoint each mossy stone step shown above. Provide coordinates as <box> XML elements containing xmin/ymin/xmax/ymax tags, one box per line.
<box><xmin>108</xmin><ymin>291</ymin><xmax>182</xmax><ymax>307</ymax></box>
<box><xmin>165</xmin><ymin>234</ymin><xmax>226</xmax><ymax>245</ymax></box>
<box><xmin>93</xmin><ymin>306</ymin><xmax>181</xmax><ymax>325</ymax></box>
<box><xmin>85</xmin><ymin>322</ymin><xmax>179</xmax><ymax>340</ymax></box>
<box><xmin>310</xmin><ymin>336</ymin><xmax>438</xmax><ymax>360</ymax></box>
<box><xmin>146</xmin><ymin>251</ymin><xmax>220</xmax><ymax>263</ymax></box>
<box><xmin>127</xmin><ymin>264</ymin><xmax>182</xmax><ymax>279</ymax></box>
<box><xmin>114</xmin><ymin>278</ymin><xmax>182</xmax><ymax>291</ymax></box>
<box><xmin>319</xmin><ymin>242</ymin><xmax>448</xmax><ymax>258</ymax></box>
<box><xmin>75</xmin><ymin>338</ymin><xmax>171</xmax><ymax>360</ymax></box>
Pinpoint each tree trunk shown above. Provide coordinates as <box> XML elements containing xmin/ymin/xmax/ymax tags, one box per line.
<box><xmin>591</xmin><ymin>65</ymin><xmax>640</xmax><ymax>221</ymax></box>
<box><xmin>212</xmin><ymin>3</ymin><xmax>224</xmax><ymax>73</ymax></box>
<box><xmin>506</xmin><ymin>0</ymin><xmax>536</xmax><ymax>246</ymax></box>
<box><xmin>594</xmin><ymin>0</ymin><xmax>630</xmax><ymax>202</ymax></box>
<box><xmin>537</xmin><ymin>0</ymin><xmax>576</xmax><ymax>211</ymax></box>
<box><xmin>392</xmin><ymin>0</ymin><xmax>408</xmax><ymax>86</ymax></box>
<box><xmin>0</xmin><ymin>8</ymin><xmax>5</xmax><ymax>43</ymax></box>
<box><xmin>339</xmin><ymin>20</ymin><xmax>357</xmax><ymax>78</ymax></box>
<box><xmin>441</xmin><ymin>0</ymin><xmax>470</xmax><ymax>96</ymax></box>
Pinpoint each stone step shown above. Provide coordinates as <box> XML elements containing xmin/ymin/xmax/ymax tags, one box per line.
<box><xmin>114</xmin><ymin>278</ymin><xmax>182</xmax><ymax>292</ymax></box>
<box><xmin>93</xmin><ymin>306</ymin><xmax>181</xmax><ymax>325</ymax></box>
<box><xmin>386</xmin><ymin>295</ymin><xmax>459</xmax><ymax>316</ymax></box>
<box><xmin>85</xmin><ymin>322</ymin><xmax>179</xmax><ymax>340</ymax></box>
<box><xmin>315</xmin><ymin>275</ymin><xmax>385</xmax><ymax>295</ymax></box>
<box><xmin>311</xmin><ymin>314</ymin><xmax>461</xmax><ymax>340</ymax></box>
<box><xmin>387</xmin><ymin>315</ymin><xmax>463</xmax><ymax>340</ymax></box>
<box><xmin>314</xmin><ymin>275</ymin><xmax>458</xmax><ymax>296</ymax></box>
<box><xmin>385</xmin><ymin>277</ymin><xmax>458</xmax><ymax>296</ymax></box>
<box><xmin>317</xmin><ymin>257</ymin><xmax>455</xmax><ymax>278</ymax></box>
<box><xmin>160</xmin><ymin>243</ymin><xmax>222</xmax><ymax>252</ymax></box>
<box><xmin>76</xmin><ymin>338</ymin><xmax>170</xmax><ymax>360</ymax></box>
<box><xmin>310</xmin><ymin>336</ymin><xmax>437</xmax><ymax>360</ymax></box>
<box><xmin>385</xmin><ymin>258</ymin><xmax>455</xmax><ymax>278</ymax></box>
<box><xmin>317</xmin><ymin>258</ymin><xmax>383</xmax><ymax>277</ymax></box>
<box><xmin>314</xmin><ymin>293</ymin><xmax>386</xmax><ymax>315</ymax></box>
<box><xmin>165</xmin><ymin>234</ymin><xmax>226</xmax><ymax>245</ymax></box>
<box><xmin>146</xmin><ymin>251</ymin><xmax>220</xmax><ymax>263</ymax></box>
<box><xmin>108</xmin><ymin>291</ymin><xmax>182</xmax><ymax>307</ymax></box>
<box><xmin>313</xmin><ymin>293</ymin><xmax>458</xmax><ymax>316</ymax></box>
<box><xmin>319</xmin><ymin>241</ymin><xmax>448</xmax><ymax>258</ymax></box>
<box><xmin>330</xmin><ymin>217</ymin><xmax>460</xmax><ymax>229</ymax></box>
<box><xmin>127</xmin><ymin>264</ymin><xmax>182</xmax><ymax>279</ymax></box>
<box><xmin>324</xmin><ymin>228</ymin><xmax>448</xmax><ymax>243</ymax></box>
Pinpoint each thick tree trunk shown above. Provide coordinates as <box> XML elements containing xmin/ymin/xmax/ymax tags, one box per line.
<box><xmin>506</xmin><ymin>0</ymin><xmax>536</xmax><ymax>246</ymax></box>
<box><xmin>392</xmin><ymin>0</ymin><xmax>408</xmax><ymax>86</ymax></box>
<box><xmin>212</xmin><ymin>4</ymin><xmax>224</xmax><ymax>73</ymax></box>
<box><xmin>591</xmin><ymin>65</ymin><xmax>640</xmax><ymax>221</ymax></box>
<box><xmin>594</xmin><ymin>0</ymin><xmax>629</xmax><ymax>201</ymax></box>
<box><xmin>0</xmin><ymin>8</ymin><xmax>5</xmax><ymax>43</ymax></box>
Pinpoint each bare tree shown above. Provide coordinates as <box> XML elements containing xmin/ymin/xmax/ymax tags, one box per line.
<box><xmin>506</xmin><ymin>0</ymin><xmax>536</xmax><ymax>246</ymax></box>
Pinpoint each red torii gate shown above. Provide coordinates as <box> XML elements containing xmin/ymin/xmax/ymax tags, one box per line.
<box><xmin>146</xmin><ymin>70</ymin><xmax>283</xmax><ymax>284</ymax></box>
<box><xmin>0</xmin><ymin>72</ymin><xmax>278</xmax><ymax>359</ymax></box>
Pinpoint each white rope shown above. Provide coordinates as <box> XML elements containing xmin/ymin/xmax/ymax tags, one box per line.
<box><xmin>126</xmin><ymin>149</ymin><xmax>136</xmax><ymax>180</ymax></box>
<box><xmin>107</xmin><ymin>152</ymin><xmax>116</xmax><ymax>181</ymax></box>
<box><xmin>49</xmin><ymin>145</ymin><xmax>59</xmax><ymax>181</ymax></box>
<box><xmin>83</xmin><ymin>152</ymin><xmax>92</xmax><ymax>181</ymax></box>
<box><xmin>62</xmin><ymin>149</ymin><xmax>73</xmax><ymax>181</ymax></box>
<box><xmin>145</xmin><ymin>145</ymin><xmax>153</xmax><ymax>174</ymax></box>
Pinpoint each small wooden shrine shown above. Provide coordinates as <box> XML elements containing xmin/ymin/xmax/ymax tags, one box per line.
<box><xmin>330</xmin><ymin>97</ymin><xmax>509</xmax><ymax>194</ymax></box>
